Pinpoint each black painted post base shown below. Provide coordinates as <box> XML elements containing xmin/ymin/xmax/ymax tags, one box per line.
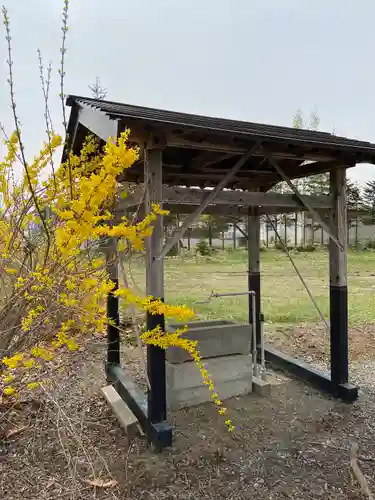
<box><xmin>146</xmin><ymin>303</ymin><xmax>167</xmax><ymax>425</ymax></box>
<box><xmin>330</xmin><ymin>285</ymin><xmax>349</xmax><ymax>388</ymax></box>
<box><xmin>248</xmin><ymin>270</ymin><xmax>261</xmax><ymax>348</ymax></box>
<box><xmin>264</xmin><ymin>344</ymin><xmax>359</xmax><ymax>402</ymax></box>
<box><xmin>107</xmin><ymin>280</ymin><xmax>120</xmax><ymax>366</ymax></box>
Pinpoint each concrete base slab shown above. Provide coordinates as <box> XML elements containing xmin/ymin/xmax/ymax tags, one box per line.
<box><xmin>252</xmin><ymin>376</ymin><xmax>271</xmax><ymax>397</ymax></box>
<box><xmin>101</xmin><ymin>385</ymin><xmax>139</xmax><ymax>438</ymax></box>
<box><xmin>167</xmin><ymin>354</ymin><xmax>253</xmax><ymax>411</ymax></box>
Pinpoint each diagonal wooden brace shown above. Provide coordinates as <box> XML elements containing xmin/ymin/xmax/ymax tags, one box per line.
<box><xmin>260</xmin><ymin>146</ymin><xmax>343</xmax><ymax>251</ymax></box>
<box><xmin>156</xmin><ymin>142</ymin><xmax>261</xmax><ymax>261</ymax></box>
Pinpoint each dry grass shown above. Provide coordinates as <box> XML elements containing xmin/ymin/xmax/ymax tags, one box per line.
<box><xmin>127</xmin><ymin>248</ymin><xmax>375</xmax><ymax>327</ymax></box>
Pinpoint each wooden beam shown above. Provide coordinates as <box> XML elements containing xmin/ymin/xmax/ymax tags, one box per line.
<box><xmin>256</xmin><ymin>159</ymin><xmax>352</xmax><ymax>186</ymax></box>
<box><xmin>248</xmin><ymin>208</ymin><xmax>261</xmax><ymax>350</ymax></box>
<box><xmin>156</xmin><ymin>144</ymin><xmax>260</xmax><ymax>261</ymax></box>
<box><xmin>260</xmin><ymin>146</ymin><xmax>342</xmax><ymax>250</ymax></box>
<box><xmin>105</xmin><ymin>121</ymin><xmax>121</xmax><ymax>367</ymax></box>
<box><xmin>119</xmin><ymin>185</ymin><xmax>334</xmax><ymax>210</ymax></box>
<box><xmin>144</xmin><ymin>148</ymin><xmax>167</xmax><ymax>425</ymax></box>
<box><xmin>233</xmin><ymin>222</ymin><xmax>247</xmax><ymax>239</ymax></box>
<box><xmin>329</xmin><ymin>167</ymin><xmax>350</xmax><ymax>390</ymax></box>
<box><xmin>78</xmin><ymin>104</ymin><xmax>119</xmax><ymax>142</ymax></box>
<box><xmin>165</xmin><ymin>133</ymin><xmax>337</xmax><ymax>162</ymax></box>
<box><xmin>157</xmin><ymin>203</ymin><xmax>248</xmax><ymax>217</ymax></box>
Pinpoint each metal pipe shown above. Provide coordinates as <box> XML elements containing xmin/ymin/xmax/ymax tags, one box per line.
<box><xmin>266</xmin><ymin>215</ymin><xmax>330</xmax><ymax>334</ymax></box>
<box><xmin>251</xmin><ymin>293</ymin><xmax>259</xmax><ymax>377</ymax></box>
<box><xmin>212</xmin><ymin>291</ymin><xmax>255</xmax><ymax>298</ymax></box>
<box><xmin>260</xmin><ymin>313</ymin><xmax>266</xmax><ymax>378</ymax></box>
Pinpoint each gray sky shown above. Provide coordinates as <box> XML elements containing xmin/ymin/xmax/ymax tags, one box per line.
<box><xmin>1</xmin><ymin>0</ymin><xmax>375</xmax><ymax>185</ymax></box>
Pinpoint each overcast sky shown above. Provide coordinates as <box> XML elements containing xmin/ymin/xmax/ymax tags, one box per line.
<box><xmin>1</xmin><ymin>0</ymin><xmax>375</xmax><ymax>185</ymax></box>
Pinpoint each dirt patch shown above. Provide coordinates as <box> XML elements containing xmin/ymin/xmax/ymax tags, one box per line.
<box><xmin>2</xmin><ymin>337</ymin><xmax>375</xmax><ymax>499</ymax></box>
<box><xmin>268</xmin><ymin>323</ymin><xmax>375</xmax><ymax>366</ymax></box>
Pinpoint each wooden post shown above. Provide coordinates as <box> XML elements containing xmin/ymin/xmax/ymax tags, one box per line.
<box><xmin>187</xmin><ymin>227</ymin><xmax>191</xmax><ymax>251</ymax></box>
<box><xmin>233</xmin><ymin>223</ymin><xmax>236</xmax><ymax>249</ymax></box>
<box><xmin>144</xmin><ymin>148</ymin><xmax>167</xmax><ymax>424</ymax></box>
<box><xmin>106</xmin><ymin>236</ymin><xmax>120</xmax><ymax>366</ymax></box>
<box><xmin>329</xmin><ymin>167</ymin><xmax>349</xmax><ymax>390</ymax></box>
<box><xmin>208</xmin><ymin>224</ymin><xmax>213</xmax><ymax>247</ymax></box>
<box><xmin>248</xmin><ymin>207</ymin><xmax>261</xmax><ymax>352</ymax></box>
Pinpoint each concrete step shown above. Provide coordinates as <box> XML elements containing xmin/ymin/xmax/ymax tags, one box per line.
<box><xmin>101</xmin><ymin>385</ymin><xmax>139</xmax><ymax>438</ymax></box>
<box><xmin>166</xmin><ymin>354</ymin><xmax>253</xmax><ymax>411</ymax></box>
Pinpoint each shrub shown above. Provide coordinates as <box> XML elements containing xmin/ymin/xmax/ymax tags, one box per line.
<box><xmin>275</xmin><ymin>240</ymin><xmax>293</xmax><ymax>252</ymax></box>
<box><xmin>295</xmin><ymin>244</ymin><xmax>316</xmax><ymax>252</ymax></box>
<box><xmin>364</xmin><ymin>238</ymin><xmax>375</xmax><ymax>250</ymax></box>
<box><xmin>196</xmin><ymin>239</ymin><xmax>211</xmax><ymax>256</ymax></box>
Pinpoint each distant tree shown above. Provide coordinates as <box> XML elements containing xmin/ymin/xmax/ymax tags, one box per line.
<box><xmin>88</xmin><ymin>76</ymin><xmax>107</xmax><ymax>100</ymax></box>
<box><xmin>292</xmin><ymin>107</ymin><xmax>329</xmax><ymax>244</ymax></box>
<box><xmin>199</xmin><ymin>214</ymin><xmax>231</xmax><ymax>246</ymax></box>
<box><xmin>293</xmin><ymin>108</ymin><xmax>304</xmax><ymax>129</ymax></box>
<box><xmin>362</xmin><ymin>179</ymin><xmax>375</xmax><ymax>224</ymax></box>
<box><xmin>346</xmin><ymin>179</ymin><xmax>361</xmax><ymax>246</ymax></box>
<box><xmin>308</xmin><ymin>107</ymin><xmax>320</xmax><ymax>131</ymax></box>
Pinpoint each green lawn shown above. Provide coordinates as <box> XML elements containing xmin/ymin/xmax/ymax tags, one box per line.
<box><xmin>126</xmin><ymin>249</ymin><xmax>375</xmax><ymax>328</ymax></box>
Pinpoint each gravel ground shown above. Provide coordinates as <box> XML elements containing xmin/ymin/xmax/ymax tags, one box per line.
<box><xmin>2</xmin><ymin>335</ymin><xmax>375</xmax><ymax>500</ymax></box>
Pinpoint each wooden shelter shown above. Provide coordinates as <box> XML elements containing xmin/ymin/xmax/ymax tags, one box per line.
<box><xmin>66</xmin><ymin>95</ymin><xmax>375</xmax><ymax>449</ymax></box>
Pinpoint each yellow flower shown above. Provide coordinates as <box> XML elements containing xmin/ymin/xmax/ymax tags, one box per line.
<box><xmin>66</xmin><ymin>338</ymin><xmax>79</xmax><ymax>351</ymax></box>
<box><xmin>22</xmin><ymin>359</ymin><xmax>35</xmax><ymax>369</ymax></box>
<box><xmin>31</xmin><ymin>347</ymin><xmax>53</xmax><ymax>361</ymax></box>
<box><xmin>27</xmin><ymin>382</ymin><xmax>41</xmax><ymax>390</ymax></box>
<box><xmin>5</xmin><ymin>267</ymin><xmax>17</xmax><ymax>274</ymax></box>
<box><xmin>3</xmin><ymin>386</ymin><xmax>16</xmax><ymax>396</ymax></box>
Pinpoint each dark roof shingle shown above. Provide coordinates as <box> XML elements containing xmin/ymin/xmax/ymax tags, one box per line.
<box><xmin>67</xmin><ymin>94</ymin><xmax>375</xmax><ymax>154</ymax></box>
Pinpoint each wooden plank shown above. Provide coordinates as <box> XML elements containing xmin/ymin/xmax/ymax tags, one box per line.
<box><xmin>145</xmin><ymin>149</ymin><xmax>164</xmax><ymax>296</ymax></box>
<box><xmin>329</xmin><ymin>168</ymin><xmax>348</xmax><ymax>287</ymax></box>
<box><xmin>101</xmin><ymin>385</ymin><xmax>139</xmax><ymax>438</ymax></box>
<box><xmin>166</xmin><ymin>133</ymin><xmax>337</xmax><ymax>162</ymax></box>
<box><xmin>329</xmin><ymin>167</ymin><xmax>349</xmax><ymax>389</ymax></box>
<box><xmin>144</xmin><ymin>148</ymin><xmax>167</xmax><ymax>424</ymax></box>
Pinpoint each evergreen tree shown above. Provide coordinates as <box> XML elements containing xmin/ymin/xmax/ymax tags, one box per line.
<box><xmin>346</xmin><ymin>179</ymin><xmax>361</xmax><ymax>246</ymax></box>
<box><xmin>362</xmin><ymin>179</ymin><xmax>375</xmax><ymax>224</ymax></box>
<box><xmin>88</xmin><ymin>76</ymin><xmax>107</xmax><ymax>100</ymax></box>
<box><xmin>293</xmin><ymin>108</ymin><xmax>304</xmax><ymax>129</ymax></box>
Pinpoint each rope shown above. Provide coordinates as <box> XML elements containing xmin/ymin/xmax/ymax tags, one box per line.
<box><xmin>265</xmin><ymin>215</ymin><xmax>330</xmax><ymax>333</ymax></box>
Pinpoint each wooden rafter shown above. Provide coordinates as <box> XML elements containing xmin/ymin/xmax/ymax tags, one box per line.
<box><xmin>156</xmin><ymin>144</ymin><xmax>261</xmax><ymax>261</ymax></box>
<box><xmin>260</xmin><ymin>146</ymin><xmax>343</xmax><ymax>250</ymax></box>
